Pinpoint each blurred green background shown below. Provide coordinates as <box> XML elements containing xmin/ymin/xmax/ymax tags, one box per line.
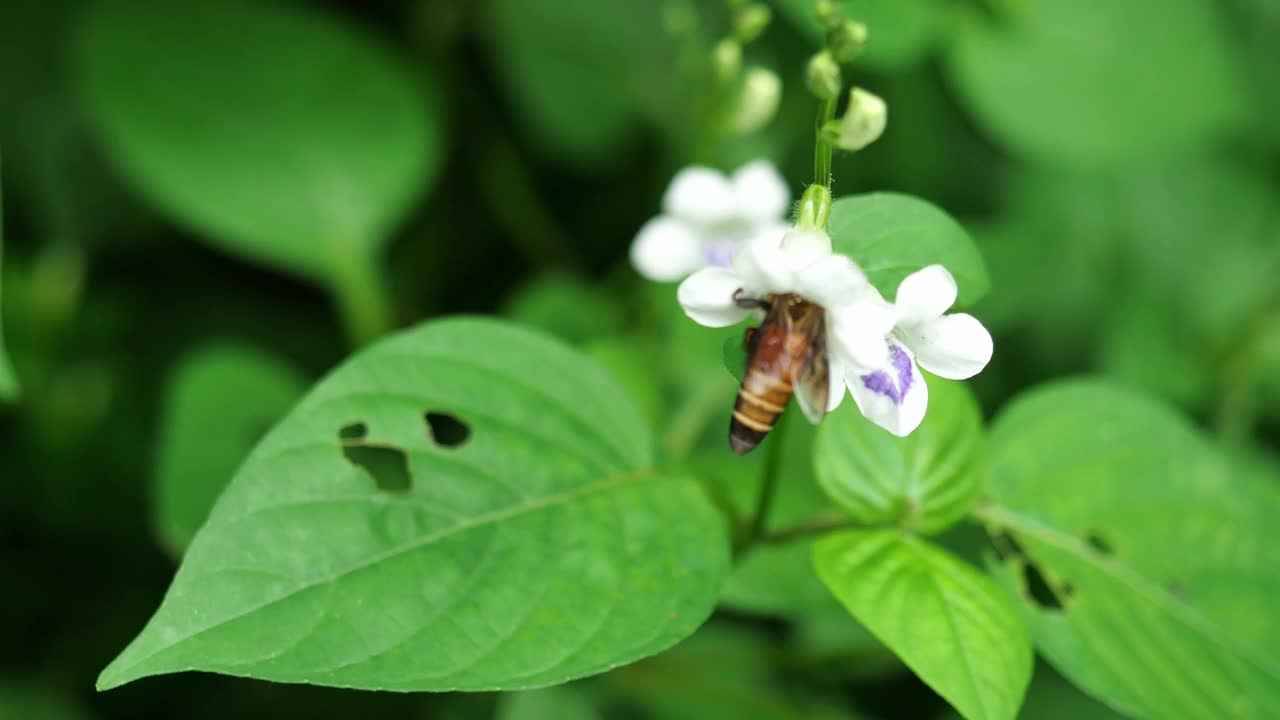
<box><xmin>1</xmin><ymin>0</ymin><xmax>1276</xmax><ymax>718</ymax></box>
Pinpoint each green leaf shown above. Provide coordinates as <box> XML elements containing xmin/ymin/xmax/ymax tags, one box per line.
<box><xmin>946</xmin><ymin>0</ymin><xmax>1242</xmax><ymax>169</ymax></box>
<box><xmin>74</xmin><ymin>0</ymin><xmax>442</xmax><ymax>283</ymax></box>
<box><xmin>815</xmin><ymin>530</ymin><xmax>1032</xmax><ymax>720</ymax></box>
<box><xmin>485</xmin><ymin>0</ymin><xmax>679</xmax><ymax>164</ymax></box>
<box><xmin>828</xmin><ymin>193</ymin><xmax>989</xmax><ymax>307</ymax></box>
<box><xmin>983</xmin><ymin>379</ymin><xmax>1280</xmax><ymax>718</ymax></box>
<box><xmin>502</xmin><ymin>273</ymin><xmax>624</xmax><ymax>346</ymax></box>
<box><xmin>498</xmin><ymin>686</ymin><xmax>600</xmax><ymax>720</ymax></box>
<box><xmin>815</xmin><ymin>379</ymin><xmax>985</xmax><ymax>534</ymax></box>
<box><xmin>99</xmin><ymin>318</ymin><xmax>730</xmax><ymax>691</ymax></box>
<box><xmin>773</xmin><ymin>0</ymin><xmax>944</xmax><ymax>70</ymax></box>
<box><xmin>583</xmin><ymin>336</ymin><xmax>664</xmax><ymax>433</ymax></box>
<box><xmin>153</xmin><ymin>343</ymin><xmax>307</xmax><ymax>554</ymax></box>
<box><xmin>0</xmin><ymin>156</ymin><xmax>17</xmax><ymax>401</ymax></box>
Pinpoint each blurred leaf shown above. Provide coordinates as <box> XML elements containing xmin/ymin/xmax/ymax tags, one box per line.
<box><xmin>721</xmin><ymin>335</ymin><xmax>746</xmax><ymax>384</ymax></box>
<box><xmin>502</xmin><ymin>273</ymin><xmax>624</xmax><ymax>345</ymax></box>
<box><xmin>74</xmin><ymin>0</ymin><xmax>442</xmax><ymax>283</ymax></box>
<box><xmin>984</xmin><ymin>379</ymin><xmax>1280</xmax><ymax>718</ymax></box>
<box><xmin>484</xmin><ymin>0</ymin><xmax>680</xmax><ymax>164</ymax></box>
<box><xmin>1099</xmin><ymin>289</ymin><xmax>1208</xmax><ymax>409</ymax></box>
<box><xmin>773</xmin><ymin>0</ymin><xmax>944</xmax><ymax>70</ymax></box>
<box><xmin>99</xmin><ymin>318</ymin><xmax>729</xmax><ymax>691</ymax></box>
<box><xmin>0</xmin><ymin>679</ymin><xmax>90</xmax><ymax>720</ymax></box>
<box><xmin>0</xmin><ymin>158</ymin><xmax>17</xmax><ymax>401</ymax></box>
<box><xmin>498</xmin><ymin>686</ymin><xmax>600</xmax><ymax>720</ymax></box>
<box><xmin>1221</xmin><ymin>0</ymin><xmax>1280</xmax><ymax>148</ymax></box>
<box><xmin>815</xmin><ymin>379</ymin><xmax>985</xmax><ymax>534</ymax></box>
<box><xmin>934</xmin><ymin>663</ymin><xmax>1127</xmax><ymax>720</ymax></box>
<box><xmin>815</xmin><ymin>529</ymin><xmax>1032</xmax><ymax>720</ymax></box>
<box><xmin>828</xmin><ymin>193</ymin><xmax>989</xmax><ymax>307</ymax></box>
<box><xmin>605</xmin><ymin>623</ymin><xmax>858</xmax><ymax>720</ymax></box>
<box><xmin>153</xmin><ymin>343</ymin><xmax>307</xmax><ymax>554</ymax></box>
<box><xmin>946</xmin><ymin>0</ymin><xmax>1242</xmax><ymax>169</ymax></box>
<box><xmin>583</xmin><ymin>336</ymin><xmax>664</xmax><ymax>432</ymax></box>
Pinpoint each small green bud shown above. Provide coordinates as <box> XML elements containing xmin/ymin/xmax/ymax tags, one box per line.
<box><xmin>805</xmin><ymin>50</ymin><xmax>842</xmax><ymax>100</ymax></box>
<box><xmin>733</xmin><ymin>4</ymin><xmax>772</xmax><ymax>44</ymax></box>
<box><xmin>713</xmin><ymin>38</ymin><xmax>742</xmax><ymax>82</ymax></box>
<box><xmin>828</xmin><ymin>20</ymin><xmax>868</xmax><ymax>62</ymax></box>
<box><xmin>795</xmin><ymin>184</ymin><xmax>833</xmax><ymax>230</ymax></box>
<box><xmin>814</xmin><ymin>0</ymin><xmax>841</xmax><ymax>29</ymax></box>
<box><xmin>729</xmin><ymin>67</ymin><xmax>781</xmax><ymax>134</ymax></box>
<box><xmin>831</xmin><ymin>87</ymin><xmax>887</xmax><ymax>151</ymax></box>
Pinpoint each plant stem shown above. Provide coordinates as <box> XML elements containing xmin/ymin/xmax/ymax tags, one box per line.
<box><xmin>747</xmin><ymin>413</ymin><xmax>789</xmax><ymax>542</ymax></box>
<box><xmin>813</xmin><ymin>96</ymin><xmax>838</xmax><ymax>188</ymax></box>
<box><xmin>759</xmin><ymin>511</ymin><xmax>859</xmax><ymax>545</ymax></box>
<box><xmin>330</xmin><ymin>244</ymin><xmax>393</xmax><ymax>348</ymax></box>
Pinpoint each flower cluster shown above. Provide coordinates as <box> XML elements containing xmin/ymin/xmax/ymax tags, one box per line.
<box><xmin>633</xmin><ymin>177</ymin><xmax>991</xmax><ymax>437</ymax></box>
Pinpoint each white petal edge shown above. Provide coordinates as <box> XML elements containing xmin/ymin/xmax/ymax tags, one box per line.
<box><xmin>895</xmin><ymin>264</ymin><xmax>958</xmax><ymax>325</ymax></box>
<box><xmin>677</xmin><ymin>267</ymin><xmax>750</xmax><ymax>328</ymax></box>
<box><xmin>828</xmin><ymin>299</ymin><xmax>896</xmax><ymax>374</ymax></box>
<box><xmin>630</xmin><ymin>216</ymin><xmax>705</xmax><ymax>282</ymax></box>
<box><xmin>663</xmin><ymin>166</ymin><xmax>736</xmax><ymax>227</ymax></box>
<box><xmin>731</xmin><ymin>233</ymin><xmax>793</xmax><ymax>295</ymax></box>
<box><xmin>826</xmin><ymin>353</ymin><xmax>847</xmax><ymax>413</ymax></box>
<box><xmin>846</xmin><ymin>343</ymin><xmax>929</xmax><ymax>437</ymax></box>
<box><xmin>731</xmin><ymin>160</ymin><xmax>790</xmax><ymax>225</ymax></box>
<box><xmin>900</xmin><ymin>313</ymin><xmax>993</xmax><ymax>380</ymax></box>
<box><xmin>793</xmin><ymin>253</ymin><xmax>868</xmax><ymax>309</ymax></box>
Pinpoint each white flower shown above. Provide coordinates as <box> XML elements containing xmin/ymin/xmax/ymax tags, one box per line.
<box><xmin>630</xmin><ymin>161</ymin><xmax>791</xmax><ymax>282</ymax></box>
<box><xmin>678</xmin><ymin>236</ymin><xmax>992</xmax><ymax>437</ymax></box>
<box><xmin>678</xmin><ymin>229</ymin><xmax>898</xmax><ymax>413</ymax></box>
<box><xmin>844</xmin><ymin>265</ymin><xmax>993</xmax><ymax>437</ymax></box>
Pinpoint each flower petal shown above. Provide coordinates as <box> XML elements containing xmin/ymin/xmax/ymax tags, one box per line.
<box><xmin>900</xmin><ymin>313</ymin><xmax>993</xmax><ymax>380</ymax></box>
<box><xmin>731</xmin><ymin>233</ymin><xmax>793</xmax><ymax>294</ymax></box>
<box><xmin>895</xmin><ymin>264</ymin><xmax>958</xmax><ymax>325</ymax></box>
<box><xmin>793</xmin><ymin>253</ymin><xmax>867</xmax><ymax>309</ymax></box>
<box><xmin>630</xmin><ymin>216</ymin><xmax>705</xmax><ymax>281</ymax></box>
<box><xmin>663</xmin><ymin>166</ymin><xmax>736</xmax><ymax>227</ymax></box>
<box><xmin>826</xmin><ymin>352</ymin><xmax>847</xmax><ymax>412</ymax></box>
<box><xmin>779</xmin><ymin>227</ymin><xmax>833</xmax><ymax>264</ymax></box>
<box><xmin>677</xmin><ymin>267</ymin><xmax>751</xmax><ymax>328</ymax></box>
<box><xmin>828</xmin><ymin>297</ymin><xmax>897</xmax><ymax>373</ymax></box>
<box><xmin>731</xmin><ymin>160</ymin><xmax>790</xmax><ymax>225</ymax></box>
<box><xmin>847</xmin><ymin>342</ymin><xmax>928</xmax><ymax>437</ymax></box>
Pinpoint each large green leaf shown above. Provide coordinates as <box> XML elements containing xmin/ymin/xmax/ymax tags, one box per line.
<box><xmin>99</xmin><ymin>318</ymin><xmax>730</xmax><ymax>691</ymax></box>
<box><xmin>946</xmin><ymin>0</ymin><xmax>1242</xmax><ymax>169</ymax></box>
<box><xmin>828</xmin><ymin>193</ymin><xmax>989</xmax><ymax>307</ymax></box>
<box><xmin>74</xmin><ymin>0</ymin><xmax>441</xmax><ymax>283</ymax></box>
<box><xmin>983</xmin><ymin>379</ymin><xmax>1280</xmax><ymax>718</ymax></box>
<box><xmin>0</xmin><ymin>156</ymin><xmax>17</xmax><ymax>401</ymax></box>
<box><xmin>815</xmin><ymin>530</ymin><xmax>1032</xmax><ymax>720</ymax></box>
<box><xmin>773</xmin><ymin>0</ymin><xmax>944</xmax><ymax>70</ymax></box>
<box><xmin>815</xmin><ymin>379</ymin><xmax>985</xmax><ymax>534</ymax></box>
<box><xmin>153</xmin><ymin>343</ymin><xmax>307</xmax><ymax>554</ymax></box>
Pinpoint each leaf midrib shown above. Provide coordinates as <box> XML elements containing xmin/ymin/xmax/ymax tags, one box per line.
<box><xmin>101</xmin><ymin>467</ymin><xmax>659</xmax><ymax>687</ymax></box>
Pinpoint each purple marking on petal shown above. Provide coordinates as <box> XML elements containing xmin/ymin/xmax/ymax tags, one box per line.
<box><xmin>860</xmin><ymin>345</ymin><xmax>914</xmax><ymax>406</ymax></box>
<box><xmin>704</xmin><ymin>240</ymin><xmax>737</xmax><ymax>269</ymax></box>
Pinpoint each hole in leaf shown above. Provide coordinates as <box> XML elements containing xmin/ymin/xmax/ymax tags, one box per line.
<box><xmin>342</xmin><ymin>443</ymin><xmax>412</xmax><ymax>493</ymax></box>
<box><xmin>1023</xmin><ymin>562</ymin><xmax>1065</xmax><ymax>611</ymax></box>
<box><xmin>1084</xmin><ymin>530</ymin><xmax>1115</xmax><ymax>557</ymax></box>
<box><xmin>425</xmin><ymin>412</ymin><xmax>470</xmax><ymax>448</ymax></box>
<box><xmin>339</xmin><ymin>422</ymin><xmax>368</xmax><ymax>441</ymax></box>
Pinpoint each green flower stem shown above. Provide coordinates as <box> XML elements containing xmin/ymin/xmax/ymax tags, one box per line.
<box><xmin>330</xmin><ymin>243</ymin><xmax>393</xmax><ymax>348</ymax></box>
<box><xmin>813</xmin><ymin>95</ymin><xmax>839</xmax><ymax>188</ymax></box>
<box><xmin>758</xmin><ymin>511</ymin><xmax>860</xmax><ymax>545</ymax></box>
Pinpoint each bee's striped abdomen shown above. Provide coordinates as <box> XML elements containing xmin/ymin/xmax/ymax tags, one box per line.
<box><xmin>729</xmin><ymin>374</ymin><xmax>792</xmax><ymax>455</ymax></box>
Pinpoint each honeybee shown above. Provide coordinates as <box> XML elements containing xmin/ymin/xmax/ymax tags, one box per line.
<box><xmin>729</xmin><ymin>292</ymin><xmax>830</xmax><ymax>455</ymax></box>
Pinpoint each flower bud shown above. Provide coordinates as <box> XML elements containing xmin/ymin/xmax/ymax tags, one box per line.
<box><xmin>830</xmin><ymin>87</ymin><xmax>886</xmax><ymax>151</ymax></box>
<box><xmin>730</xmin><ymin>67</ymin><xmax>781</xmax><ymax>134</ymax></box>
<box><xmin>805</xmin><ymin>50</ymin><xmax>841</xmax><ymax>101</ymax></box>
<box><xmin>828</xmin><ymin>20</ymin><xmax>868</xmax><ymax>62</ymax></box>
<box><xmin>713</xmin><ymin>38</ymin><xmax>742</xmax><ymax>83</ymax></box>
<box><xmin>814</xmin><ymin>0</ymin><xmax>841</xmax><ymax>29</ymax></box>
<box><xmin>733</xmin><ymin>4</ymin><xmax>772</xmax><ymax>44</ymax></box>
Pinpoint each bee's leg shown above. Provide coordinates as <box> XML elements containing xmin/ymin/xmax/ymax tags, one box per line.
<box><xmin>742</xmin><ymin>326</ymin><xmax>757</xmax><ymax>351</ymax></box>
<box><xmin>733</xmin><ymin>289</ymin><xmax>771</xmax><ymax>310</ymax></box>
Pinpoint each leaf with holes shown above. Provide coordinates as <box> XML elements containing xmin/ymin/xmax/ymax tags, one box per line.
<box><xmin>828</xmin><ymin>193</ymin><xmax>989</xmax><ymax>307</ymax></box>
<box><xmin>153</xmin><ymin>343</ymin><xmax>307</xmax><ymax>554</ymax></box>
<box><xmin>772</xmin><ymin>0</ymin><xmax>944</xmax><ymax>70</ymax></box>
<box><xmin>74</xmin><ymin>0</ymin><xmax>441</xmax><ymax>284</ymax></box>
<box><xmin>945</xmin><ymin>0</ymin><xmax>1242</xmax><ymax>169</ymax></box>
<box><xmin>983</xmin><ymin>379</ymin><xmax>1280</xmax><ymax>719</ymax></box>
<box><xmin>815</xmin><ymin>379</ymin><xmax>984</xmax><ymax>534</ymax></box>
<box><xmin>815</xmin><ymin>530</ymin><xmax>1032</xmax><ymax>720</ymax></box>
<box><xmin>0</xmin><ymin>157</ymin><xmax>17</xmax><ymax>401</ymax></box>
<box><xmin>98</xmin><ymin>317</ymin><xmax>731</xmax><ymax>691</ymax></box>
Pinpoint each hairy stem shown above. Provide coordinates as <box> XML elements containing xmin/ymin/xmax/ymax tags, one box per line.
<box><xmin>813</xmin><ymin>96</ymin><xmax>838</xmax><ymax>188</ymax></box>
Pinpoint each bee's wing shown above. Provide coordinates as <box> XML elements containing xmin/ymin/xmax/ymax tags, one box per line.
<box><xmin>792</xmin><ymin>309</ymin><xmax>830</xmax><ymax>425</ymax></box>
